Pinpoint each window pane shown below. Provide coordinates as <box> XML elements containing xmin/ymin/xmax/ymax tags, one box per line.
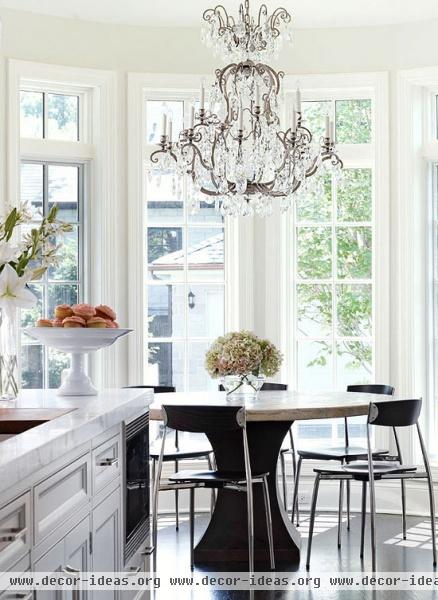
<box><xmin>21</xmin><ymin>337</ymin><xmax>43</xmax><ymax>389</ymax></box>
<box><xmin>301</xmin><ymin>100</ymin><xmax>331</xmax><ymax>141</ymax></box>
<box><xmin>148</xmin><ymin>285</ymin><xmax>185</xmax><ymax>338</ymax></box>
<box><xmin>336</xmin><ymin>99</ymin><xmax>372</xmax><ymax>144</ymax></box>
<box><xmin>148</xmin><ymin>227</ymin><xmax>183</xmax><ymax>281</ymax></box>
<box><xmin>20</xmin><ymin>91</ymin><xmax>43</xmax><ymax>138</ymax></box>
<box><xmin>337</xmin><ymin>227</ymin><xmax>372</xmax><ymax>279</ymax></box>
<box><xmin>48</xmin><ymin>348</ymin><xmax>69</xmax><ymax>389</ymax></box>
<box><xmin>336</xmin><ymin>341</ymin><xmax>372</xmax><ymax>388</ymax></box>
<box><xmin>21</xmin><ymin>284</ymin><xmax>43</xmax><ymax>326</ymax></box>
<box><xmin>48</xmin><ymin>284</ymin><xmax>78</xmax><ymax>318</ymax></box>
<box><xmin>48</xmin><ymin>227</ymin><xmax>79</xmax><ymax>281</ymax></box>
<box><xmin>146</xmin><ymin>101</ymin><xmax>184</xmax><ymax>145</ymax></box>
<box><xmin>47</xmin><ymin>94</ymin><xmax>79</xmax><ymax>141</ymax></box>
<box><xmin>188</xmin><ymin>201</ymin><xmax>224</xmax><ymax>225</ymax></box>
<box><xmin>147</xmin><ymin>175</ymin><xmax>183</xmax><ymax>224</ymax></box>
<box><xmin>296</xmin><ymin>173</ymin><xmax>332</xmax><ymax>223</ymax></box>
<box><xmin>297</xmin><ymin>422</ymin><xmax>332</xmax><ymax>441</ymax></box>
<box><xmin>188</xmin><ymin>341</ymin><xmax>217</xmax><ymax>391</ymax></box>
<box><xmin>337</xmin><ymin>169</ymin><xmax>372</xmax><ymax>222</ymax></box>
<box><xmin>21</xmin><ymin>163</ymin><xmax>43</xmax><ymax>217</ymax></box>
<box><xmin>188</xmin><ymin>284</ymin><xmax>224</xmax><ymax>338</ymax></box>
<box><xmin>297</xmin><ymin>284</ymin><xmax>332</xmax><ymax>337</ymax></box>
<box><xmin>297</xmin><ymin>340</ymin><xmax>333</xmax><ymax>391</ymax></box>
<box><xmin>48</xmin><ymin>164</ymin><xmax>79</xmax><ymax>222</ymax></box>
<box><xmin>147</xmin><ymin>341</ymin><xmax>184</xmax><ymax>390</ymax></box>
<box><xmin>297</xmin><ymin>227</ymin><xmax>332</xmax><ymax>279</ymax></box>
<box><xmin>336</xmin><ymin>284</ymin><xmax>372</xmax><ymax>337</ymax></box>
<box><xmin>187</xmin><ymin>227</ymin><xmax>224</xmax><ymax>281</ymax></box>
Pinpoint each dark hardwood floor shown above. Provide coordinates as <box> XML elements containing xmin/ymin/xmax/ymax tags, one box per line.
<box><xmin>153</xmin><ymin>510</ymin><xmax>438</xmax><ymax>600</ymax></box>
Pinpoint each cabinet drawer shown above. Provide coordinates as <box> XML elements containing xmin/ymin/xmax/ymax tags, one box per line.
<box><xmin>92</xmin><ymin>435</ymin><xmax>120</xmax><ymax>494</ymax></box>
<box><xmin>34</xmin><ymin>454</ymin><xmax>91</xmax><ymax>545</ymax></box>
<box><xmin>0</xmin><ymin>493</ymin><xmax>30</xmax><ymax>572</ymax></box>
<box><xmin>0</xmin><ymin>553</ymin><xmax>31</xmax><ymax>598</ymax></box>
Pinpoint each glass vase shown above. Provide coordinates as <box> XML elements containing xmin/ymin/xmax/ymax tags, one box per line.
<box><xmin>0</xmin><ymin>309</ymin><xmax>19</xmax><ymax>400</ymax></box>
<box><xmin>221</xmin><ymin>373</ymin><xmax>266</xmax><ymax>398</ymax></box>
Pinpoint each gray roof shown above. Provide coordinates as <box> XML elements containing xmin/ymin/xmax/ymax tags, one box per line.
<box><xmin>151</xmin><ymin>232</ymin><xmax>224</xmax><ymax>269</ymax></box>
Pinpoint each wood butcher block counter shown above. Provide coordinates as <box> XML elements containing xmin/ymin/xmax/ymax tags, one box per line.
<box><xmin>150</xmin><ymin>389</ymin><xmax>396</xmax><ymax>566</ymax></box>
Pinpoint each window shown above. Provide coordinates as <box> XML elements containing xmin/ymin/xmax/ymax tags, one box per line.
<box><xmin>20</xmin><ymin>161</ymin><xmax>84</xmax><ymax>388</ymax></box>
<box><xmin>145</xmin><ymin>98</ymin><xmax>225</xmax><ymax>391</ymax></box>
<box><xmin>18</xmin><ymin>84</ymin><xmax>87</xmax><ymax>389</ymax></box>
<box><xmin>20</xmin><ymin>90</ymin><xmax>80</xmax><ymax>141</ymax></box>
<box><xmin>290</xmin><ymin>95</ymin><xmax>375</xmax><ymax>444</ymax></box>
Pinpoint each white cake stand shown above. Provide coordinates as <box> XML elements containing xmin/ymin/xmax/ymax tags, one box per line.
<box><xmin>24</xmin><ymin>327</ymin><xmax>132</xmax><ymax>396</ymax></box>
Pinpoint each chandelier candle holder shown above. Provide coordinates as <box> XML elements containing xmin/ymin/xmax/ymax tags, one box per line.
<box><xmin>150</xmin><ymin>0</ymin><xmax>343</xmax><ymax>217</ymax></box>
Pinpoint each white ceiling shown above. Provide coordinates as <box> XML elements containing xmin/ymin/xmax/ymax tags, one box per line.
<box><xmin>1</xmin><ymin>0</ymin><xmax>438</xmax><ymax>29</ymax></box>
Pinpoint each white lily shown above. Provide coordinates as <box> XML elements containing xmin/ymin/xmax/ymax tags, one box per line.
<box><xmin>0</xmin><ymin>242</ymin><xmax>19</xmax><ymax>265</ymax></box>
<box><xmin>0</xmin><ymin>264</ymin><xmax>37</xmax><ymax>316</ymax></box>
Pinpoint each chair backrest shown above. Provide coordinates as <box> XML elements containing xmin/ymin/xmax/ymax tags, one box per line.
<box><xmin>124</xmin><ymin>385</ymin><xmax>176</xmax><ymax>393</ymax></box>
<box><xmin>368</xmin><ymin>398</ymin><xmax>422</xmax><ymax>427</ymax></box>
<box><xmin>218</xmin><ymin>382</ymin><xmax>288</xmax><ymax>392</ymax></box>
<box><xmin>344</xmin><ymin>383</ymin><xmax>395</xmax><ymax>446</ymax></box>
<box><xmin>162</xmin><ymin>405</ymin><xmax>245</xmax><ymax>433</ymax></box>
<box><xmin>347</xmin><ymin>384</ymin><xmax>395</xmax><ymax>396</ymax></box>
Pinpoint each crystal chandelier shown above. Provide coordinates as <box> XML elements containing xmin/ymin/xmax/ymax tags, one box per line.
<box><xmin>150</xmin><ymin>0</ymin><xmax>343</xmax><ymax>217</ymax></box>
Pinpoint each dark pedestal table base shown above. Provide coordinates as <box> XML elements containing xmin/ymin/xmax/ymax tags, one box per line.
<box><xmin>194</xmin><ymin>420</ymin><xmax>301</xmax><ymax>565</ymax></box>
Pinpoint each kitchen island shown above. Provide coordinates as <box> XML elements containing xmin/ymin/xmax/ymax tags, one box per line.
<box><xmin>0</xmin><ymin>388</ymin><xmax>153</xmax><ymax>599</ymax></box>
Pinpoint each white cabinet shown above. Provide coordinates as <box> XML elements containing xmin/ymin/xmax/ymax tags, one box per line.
<box><xmin>34</xmin><ymin>516</ymin><xmax>90</xmax><ymax>599</ymax></box>
<box><xmin>91</xmin><ymin>487</ymin><xmax>120</xmax><ymax>600</ymax></box>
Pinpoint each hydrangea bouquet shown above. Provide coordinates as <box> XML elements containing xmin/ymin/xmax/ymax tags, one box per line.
<box><xmin>205</xmin><ymin>330</ymin><xmax>283</xmax><ymax>396</ymax></box>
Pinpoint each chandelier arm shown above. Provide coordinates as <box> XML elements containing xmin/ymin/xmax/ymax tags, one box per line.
<box><xmin>269</xmin><ymin>7</ymin><xmax>292</xmax><ymax>37</ymax></box>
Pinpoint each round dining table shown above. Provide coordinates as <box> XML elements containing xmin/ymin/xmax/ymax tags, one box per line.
<box><xmin>149</xmin><ymin>389</ymin><xmax>394</xmax><ymax>565</ymax></box>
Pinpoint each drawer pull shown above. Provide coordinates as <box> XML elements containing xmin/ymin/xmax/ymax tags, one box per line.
<box><xmin>141</xmin><ymin>546</ymin><xmax>155</xmax><ymax>556</ymax></box>
<box><xmin>128</xmin><ymin>566</ymin><xmax>141</xmax><ymax>574</ymax></box>
<box><xmin>62</xmin><ymin>566</ymin><xmax>80</xmax><ymax>600</ymax></box>
<box><xmin>3</xmin><ymin>594</ymin><xmax>33</xmax><ymax>599</ymax></box>
<box><xmin>0</xmin><ymin>527</ymin><xmax>26</xmax><ymax>543</ymax></box>
<box><xmin>97</xmin><ymin>457</ymin><xmax>118</xmax><ymax>467</ymax></box>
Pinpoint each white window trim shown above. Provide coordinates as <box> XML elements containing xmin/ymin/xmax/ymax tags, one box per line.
<box><xmin>127</xmin><ymin>72</ymin><xmax>244</xmax><ymax>386</ymax></box>
<box><xmin>264</xmin><ymin>71</ymin><xmax>390</xmax><ymax>449</ymax></box>
<box><xmin>397</xmin><ymin>67</ymin><xmax>438</xmax><ymax>468</ymax></box>
<box><xmin>7</xmin><ymin>59</ymin><xmax>119</xmax><ymax>388</ymax></box>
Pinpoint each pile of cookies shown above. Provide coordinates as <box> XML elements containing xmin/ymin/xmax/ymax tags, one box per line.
<box><xmin>36</xmin><ymin>304</ymin><xmax>119</xmax><ymax>329</ymax></box>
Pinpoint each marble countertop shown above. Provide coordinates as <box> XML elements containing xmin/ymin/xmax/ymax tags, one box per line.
<box><xmin>149</xmin><ymin>390</ymin><xmax>396</xmax><ymax>421</ymax></box>
<box><xmin>0</xmin><ymin>388</ymin><xmax>153</xmax><ymax>496</ymax></box>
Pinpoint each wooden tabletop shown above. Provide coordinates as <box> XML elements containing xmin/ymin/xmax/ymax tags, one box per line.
<box><xmin>149</xmin><ymin>390</ymin><xmax>396</xmax><ymax>422</ymax></box>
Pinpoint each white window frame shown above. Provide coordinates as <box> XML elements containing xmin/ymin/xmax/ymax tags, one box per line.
<box><xmin>127</xmin><ymin>73</ymin><xmax>244</xmax><ymax>386</ymax></box>
<box><xmin>7</xmin><ymin>59</ymin><xmax>119</xmax><ymax>387</ymax></box>
<box><xmin>261</xmin><ymin>72</ymin><xmax>390</xmax><ymax>452</ymax></box>
<box><xmin>397</xmin><ymin>67</ymin><xmax>438</xmax><ymax>466</ymax></box>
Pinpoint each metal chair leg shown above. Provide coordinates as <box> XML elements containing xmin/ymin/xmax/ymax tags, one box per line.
<box><xmin>174</xmin><ymin>459</ymin><xmax>179</xmax><ymax>531</ymax></box>
<box><xmin>346</xmin><ymin>479</ymin><xmax>351</xmax><ymax>531</ymax></box>
<box><xmin>401</xmin><ymin>479</ymin><xmax>407</xmax><ymax>540</ymax></box>
<box><xmin>189</xmin><ymin>487</ymin><xmax>195</xmax><ymax>570</ymax></box>
<box><xmin>261</xmin><ymin>476</ymin><xmax>275</xmax><ymax>570</ymax></box>
<box><xmin>291</xmin><ymin>456</ymin><xmax>302</xmax><ymax>526</ymax></box>
<box><xmin>337</xmin><ymin>479</ymin><xmax>344</xmax><ymax>549</ymax></box>
<box><xmin>280</xmin><ymin>452</ymin><xmax>287</xmax><ymax>511</ymax></box>
<box><xmin>426</xmin><ymin>471</ymin><xmax>437</xmax><ymax>566</ymax></box>
<box><xmin>360</xmin><ymin>480</ymin><xmax>366</xmax><ymax>559</ymax></box>
<box><xmin>291</xmin><ymin>442</ymin><xmax>299</xmax><ymax>523</ymax></box>
<box><xmin>306</xmin><ymin>474</ymin><xmax>321</xmax><ymax>570</ymax></box>
<box><xmin>246</xmin><ymin>479</ymin><xmax>255</xmax><ymax>573</ymax></box>
<box><xmin>369</xmin><ymin>473</ymin><xmax>377</xmax><ymax>572</ymax></box>
<box><xmin>151</xmin><ymin>458</ymin><xmax>160</xmax><ymax>572</ymax></box>
<box><xmin>207</xmin><ymin>454</ymin><xmax>215</xmax><ymax>515</ymax></box>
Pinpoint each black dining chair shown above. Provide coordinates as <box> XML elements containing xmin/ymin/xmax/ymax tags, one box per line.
<box><xmin>125</xmin><ymin>385</ymin><xmax>215</xmax><ymax>530</ymax></box>
<box><xmin>153</xmin><ymin>404</ymin><xmax>275</xmax><ymax>572</ymax></box>
<box><xmin>291</xmin><ymin>384</ymin><xmax>394</xmax><ymax>542</ymax></box>
<box><xmin>219</xmin><ymin>382</ymin><xmax>292</xmax><ymax>513</ymax></box>
<box><xmin>306</xmin><ymin>398</ymin><xmax>437</xmax><ymax>572</ymax></box>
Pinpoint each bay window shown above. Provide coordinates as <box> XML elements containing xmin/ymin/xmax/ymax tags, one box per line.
<box><xmin>145</xmin><ymin>98</ymin><xmax>225</xmax><ymax>391</ymax></box>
